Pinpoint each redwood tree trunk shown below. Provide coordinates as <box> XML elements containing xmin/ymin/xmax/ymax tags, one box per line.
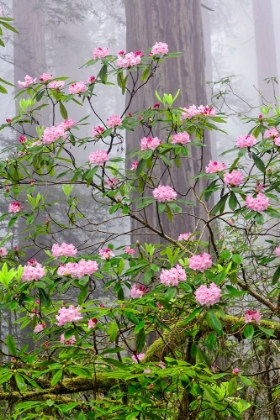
<box><xmin>125</xmin><ymin>0</ymin><xmax>212</xmax><ymax>244</ymax></box>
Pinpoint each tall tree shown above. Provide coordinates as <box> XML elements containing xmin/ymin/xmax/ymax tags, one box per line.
<box><xmin>125</xmin><ymin>0</ymin><xmax>212</xmax><ymax>244</ymax></box>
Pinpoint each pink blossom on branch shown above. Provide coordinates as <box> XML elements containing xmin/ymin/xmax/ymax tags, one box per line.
<box><xmin>244</xmin><ymin>309</ymin><xmax>261</xmax><ymax>324</ymax></box>
<box><xmin>93</xmin><ymin>47</ymin><xmax>109</xmax><ymax>60</ymax></box>
<box><xmin>181</xmin><ymin>105</ymin><xmax>216</xmax><ymax>120</ymax></box>
<box><xmin>205</xmin><ymin>161</ymin><xmax>226</xmax><ymax>173</ymax></box>
<box><xmin>160</xmin><ymin>264</ymin><xmax>186</xmax><ymax>287</ymax></box>
<box><xmin>88</xmin><ymin>150</ymin><xmax>109</xmax><ymax>166</ymax></box>
<box><xmin>130</xmin><ymin>284</ymin><xmax>148</xmax><ymax>298</ymax></box>
<box><xmin>131</xmin><ymin>161</ymin><xmax>139</xmax><ymax>170</ymax></box>
<box><xmin>105</xmin><ymin>177</ymin><xmax>119</xmax><ymax>188</ymax></box>
<box><xmin>8</xmin><ymin>202</ymin><xmax>23</xmax><ymax>214</ymax></box>
<box><xmin>57</xmin><ymin>259</ymin><xmax>98</xmax><ymax>279</ymax></box>
<box><xmin>43</xmin><ymin>125</ymin><xmax>65</xmax><ymax>145</ymax></box>
<box><xmin>245</xmin><ymin>193</ymin><xmax>269</xmax><ymax>213</ymax></box>
<box><xmin>124</xmin><ymin>246</ymin><xmax>136</xmax><ymax>256</ymax></box>
<box><xmin>56</xmin><ymin>305</ymin><xmax>83</xmax><ymax>326</ymax></box>
<box><xmin>0</xmin><ymin>247</ymin><xmax>8</xmax><ymax>258</ymax></box>
<box><xmin>189</xmin><ymin>253</ymin><xmax>212</xmax><ymax>272</ymax></box>
<box><xmin>88</xmin><ymin>318</ymin><xmax>98</xmax><ymax>329</ymax></box>
<box><xmin>178</xmin><ymin>232</ymin><xmax>194</xmax><ymax>242</ymax></box>
<box><xmin>150</xmin><ymin>42</ymin><xmax>169</xmax><ymax>55</ymax></box>
<box><xmin>117</xmin><ymin>51</ymin><xmax>142</xmax><ymax>68</ymax></box>
<box><xmin>59</xmin><ymin>119</ymin><xmax>76</xmax><ymax>131</ymax></box>
<box><xmin>152</xmin><ymin>185</ymin><xmax>177</xmax><ymax>202</ymax></box>
<box><xmin>236</xmin><ymin>135</ymin><xmax>256</xmax><ymax>148</ymax></box>
<box><xmin>107</xmin><ymin>114</ymin><xmax>122</xmax><ymax>128</ymax></box>
<box><xmin>92</xmin><ymin>126</ymin><xmax>105</xmax><ymax>137</ymax></box>
<box><xmin>22</xmin><ymin>262</ymin><xmax>45</xmax><ymax>282</ymax></box>
<box><xmin>140</xmin><ymin>136</ymin><xmax>161</xmax><ymax>151</ymax></box>
<box><xmin>33</xmin><ymin>323</ymin><xmax>45</xmax><ymax>333</ymax></box>
<box><xmin>171</xmin><ymin>132</ymin><xmax>190</xmax><ymax>145</ymax></box>
<box><xmin>195</xmin><ymin>283</ymin><xmax>221</xmax><ymax>306</ymax></box>
<box><xmin>39</xmin><ymin>73</ymin><xmax>52</xmax><ymax>82</ymax></box>
<box><xmin>48</xmin><ymin>80</ymin><xmax>65</xmax><ymax>90</ymax></box>
<box><xmin>223</xmin><ymin>170</ymin><xmax>244</xmax><ymax>187</ymax></box>
<box><xmin>18</xmin><ymin>75</ymin><xmax>37</xmax><ymax>88</ymax></box>
<box><xmin>132</xmin><ymin>353</ymin><xmax>145</xmax><ymax>363</ymax></box>
<box><xmin>264</xmin><ymin>128</ymin><xmax>279</xmax><ymax>139</ymax></box>
<box><xmin>60</xmin><ymin>334</ymin><xmax>76</xmax><ymax>345</ymax></box>
<box><xmin>99</xmin><ymin>248</ymin><xmax>115</xmax><ymax>260</ymax></box>
<box><xmin>274</xmin><ymin>246</ymin><xmax>280</xmax><ymax>257</ymax></box>
<box><xmin>69</xmin><ymin>81</ymin><xmax>87</xmax><ymax>94</ymax></box>
<box><xmin>51</xmin><ymin>243</ymin><xmax>77</xmax><ymax>258</ymax></box>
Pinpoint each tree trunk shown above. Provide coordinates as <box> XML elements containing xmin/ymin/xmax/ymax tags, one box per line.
<box><xmin>125</xmin><ymin>0</ymin><xmax>212</xmax><ymax>244</ymax></box>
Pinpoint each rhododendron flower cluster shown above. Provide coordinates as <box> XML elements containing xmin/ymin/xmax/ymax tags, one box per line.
<box><xmin>39</xmin><ymin>73</ymin><xmax>52</xmax><ymax>82</ymax></box>
<box><xmin>117</xmin><ymin>51</ymin><xmax>143</xmax><ymax>68</ymax></box>
<box><xmin>153</xmin><ymin>185</ymin><xmax>177</xmax><ymax>202</ymax></box>
<box><xmin>8</xmin><ymin>201</ymin><xmax>22</xmax><ymax>213</ymax></box>
<box><xmin>160</xmin><ymin>264</ymin><xmax>186</xmax><ymax>286</ymax></box>
<box><xmin>57</xmin><ymin>259</ymin><xmax>98</xmax><ymax>279</ymax></box>
<box><xmin>43</xmin><ymin>124</ymin><xmax>65</xmax><ymax>145</ymax></box>
<box><xmin>60</xmin><ymin>334</ymin><xmax>76</xmax><ymax>345</ymax></box>
<box><xmin>244</xmin><ymin>309</ymin><xmax>261</xmax><ymax>324</ymax></box>
<box><xmin>132</xmin><ymin>353</ymin><xmax>145</xmax><ymax>363</ymax></box>
<box><xmin>107</xmin><ymin>115</ymin><xmax>122</xmax><ymax>128</ymax></box>
<box><xmin>56</xmin><ymin>305</ymin><xmax>83</xmax><ymax>326</ymax></box>
<box><xmin>69</xmin><ymin>81</ymin><xmax>87</xmax><ymax>94</ymax></box>
<box><xmin>195</xmin><ymin>283</ymin><xmax>221</xmax><ymax>306</ymax></box>
<box><xmin>88</xmin><ymin>150</ymin><xmax>109</xmax><ymax>166</ymax></box>
<box><xmin>59</xmin><ymin>119</ymin><xmax>76</xmax><ymax>131</ymax></box>
<box><xmin>124</xmin><ymin>246</ymin><xmax>136</xmax><ymax>255</ymax></box>
<box><xmin>150</xmin><ymin>42</ymin><xmax>169</xmax><ymax>55</ymax></box>
<box><xmin>275</xmin><ymin>246</ymin><xmax>280</xmax><ymax>257</ymax></box>
<box><xmin>140</xmin><ymin>136</ymin><xmax>161</xmax><ymax>150</ymax></box>
<box><xmin>93</xmin><ymin>47</ymin><xmax>109</xmax><ymax>60</ymax></box>
<box><xmin>130</xmin><ymin>284</ymin><xmax>148</xmax><ymax>298</ymax></box>
<box><xmin>206</xmin><ymin>161</ymin><xmax>226</xmax><ymax>173</ymax></box>
<box><xmin>33</xmin><ymin>323</ymin><xmax>45</xmax><ymax>333</ymax></box>
<box><xmin>171</xmin><ymin>132</ymin><xmax>190</xmax><ymax>145</ymax></box>
<box><xmin>181</xmin><ymin>105</ymin><xmax>216</xmax><ymax>119</ymax></box>
<box><xmin>0</xmin><ymin>247</ymin><xmax>8</xmax><ymax>257</ymax></box>
<box><xmin>18</xmin><ymin>75</ymin><xmax>36</xmax><ymax>88</ymax></box>
<box><xmin>99</xmin><ymin>248</ymin><xmax>115</xmax><ymax>260</ymax></box>
<box><xmin>245</xmin><ymin>193</ymin><xmax>269</xmax><ymax>212</ymax></box>
<box><xmin>223</xmin><ymin>170</ymin><xmax>244</xmax><ymax>187</ymax></box>
<box><xmin>48</xmin><ymin>80</ymin><xmax>65</xmax><ymax>90</ymax></box>
<box><xmin>88</xmin><ymin>318</ymin><xmax>98</xmax><ymax>329</ymax></box>
<box><xmin>189</xmin><ymin>253</ymin><xmax>212</xmax><ymax>272</ymax></box>
<box><xmin>178</xmin><ymin>232</ymin><xmax>194</xmax><ymax>241</ymax></box>
<box><xmin>92</xmin><ymin>126</ymin><xmax>105</xmax><ymax>137</ymax></box>
<box><xmin>51</xmin><ymin>243</ymin><xmax>77</xmax><ymax>258</ymax></box>
<box><xmin>105</xmin><ymin>177</ymin><xmax>119</xmax><ymax>188</ymax></box>
<box><xmin>131</xmin><ymin>161</ymin><xmax>138</xmax><ymax>170</ymax></box>
<box><xmin>264</xmin><ymin>128</ymin><xmax>279</xmax><ymax>139</ymax></box>
<box><xmin>22</xmin><ymin>262</ymin><xmax>45</xmax><ymax>282</ymax></box>
<box><xmin>236</xmin><ymin>135</ymin><xmax>256</xmax><ymax>148</ymax></box>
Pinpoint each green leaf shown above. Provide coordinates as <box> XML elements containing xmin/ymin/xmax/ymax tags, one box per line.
<box><xmin>59</xmin><ymin>102</ymin><xmax>68</xmax><ymax>119</ymax></box>
<box><xmin>98</xmin><ymin>64</ymin><xmax>108</xmax><ymax>83</ymax></box>
<box><xmin>51</xmin><ymin>370</ymin><xmax>63</xmax><ymax>386</ymax></box>
<box><xmin>108</xmin><ymin>321</ymin><xmax>118</xmax><ymax>342</ymax></box>
<box><xmin>205</xmin><ymin>309</ymin><xmax>223</xmax><ymax>336</ymax></box>
<box><xmin>210</xmin><ymin>194</ymin><xmax>228</xmax><ymax>216</ymax></box>
<box><xmin>0</xmin><ymin>84</ymin><xmax>7</xmax><ymax>94</ymax></box>
<box><xmin>78</xmin><ymin>284</ymin><xmax>88</xmax><ymax>305</ymax></box>
<box><xmin>244</xmin><ymin>324</ymin><xmax>254</xmax><ymax>340</ymax></box>
<box><xmin>15</xmin><ymin>374</ymin><xmax>26</xmax><ymax>392</ymax></box>
<box><xmin>141</xmin><ymin>68</ymin><xmax>150</xmax><ymax>81</ymax></box>
<box><xmin>272</xmin><ymin>265</ymin><xmax>280</xmax><ymax>284</ymax></box>
<box><xmin>136</xmin><ymin>158</ymin><xmax>146</xmax><ymax>177</ymax></box>
<box><xmin>232</xmin><ymin>254</ymin><xmax>243</xmax><ymax>264</ymax></box>
<box><xmin>0</xmin><ymin>21</ymin><xmax>19</xmax><ymax>33</ymax></box>
<box><xmin>258</xmin><ymin>325</ymin><xmax>276</xmax><ymax>337</ymax></box>
<box><xmin>252</xmin><ymin>152</ymin><xmax>266</xmax><ymax>173</ymax></box>
<box><xmin>183</xmin><ymin>307</ymin><xmax>203</xmax><ymax>324</ymax></box>
<box><xmin>228</xmin><ymin>192</ymin><xmax>238</xmax><ymax>211</ymax></box>
<box><xmin>6</xmin><ymin>334</ymin><xmax>17</xmax><ymax>356</ymax></box>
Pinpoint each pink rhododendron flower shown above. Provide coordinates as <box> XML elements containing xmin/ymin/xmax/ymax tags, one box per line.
<box><xmin>69</xmin><ymin>81</ymin><xmax>87</xmax><ymax>94</ymax></box>
<box><xmin>245</xmin><ymin>193</ymin><xmax>269</xmax><ymax>213</ymax></box>
<box><xmin>140</xmin><ymin>136</ymin><xmax>161</xmax><ymax>150</ymax></box>
<box><xmin>244</xmin><ymin>309</ymin><xmax>261</xmax><ymax>324</ymax></box>
<box><xmin>59</xmin><ymin>119</ymin><xmax>76</xmax><ymax>131</ymax></box>
<box><xmin>88</xmin><ymin>76</ymin><xmax>96</xmax><ymax>84</ymax></box>
<box><xmin>57</xmin><ymin>259</ymin><xmax>98</xmax><ymax>279</ymax></box>
<box><xmin>34</xmin><ymin>323</ymin><xmax>45</xmax><ymax>333</ymax></box>
<box><xmin>51</xmin><ymin>243</ymin><xmax>77</xmax><ymax>258</ymax></box>
<box><xmin>131</xmin><ymin>161</ymin><xmax>139</xmax><ymax>170</ymax></box>
<box><xmin>274</xmin><ymin>246</ymin><xmax>280</xmax><ymax>257</ymax></box>
<box><xmin>9</xmin><ymin>202</ymin><xmax>22</xmax><ymax>213</ymax></box>
<box><xmin>232</xmin><ymin>368</ymin><xmax>239</xmax><ymax>374</ymax></box>
<box><xmin>157</xmin><ymin>362</ymin><xmax>166</xmax><ymax>369</ymax></box>
<box><xmin>105</xmin><ymin>177</ymin><xmax>119</xmax><ymax>188</ymax></box>
<box><xmin>92</xmin><ymin>126</ymin><xmax>105</xmax><ymax>137</ymax></box>
<box><xmin>130</xmin><ymin>284</ymin><xmax>147</xmax><ymax>298</ymax></box>
<box><xmin>153</xmin><ymin>185</ymin><xmax>177</xmax><ymax>202</ymax></box>
<box><xmin>189</xmin><ymin>253</ymin><xmax>212</xmax><ymax>272</ymax></box>
<box><xmin>178</xmin><ymin>232</ymin><xmax>194</xmax><ymax>241</ymax></box>
<box><xmin>0</xmin><ymin>247</ymin><xmax>8</xmax><ymax>258</ymax></box>
<box><xmin>181</xmin><ymin>105</ymin><xmax>216</xmax><ymax>120</ymax></box>
<box><xmin>124</xmin><ymin>246</ymin><xmax>136</xmax><ymax>255</ymax></box>
<box><xmin>160</xmin><ymin>264</ymin><xmax>186</xmax><ymax>287</ymax></box>
<box><xmin>56</xmin><ymin>305</ymin><xmax>83</xmax><ymax>326</ymax></box>
<box><xmin>88</xmin><ymin>150</ymin><xmax>109</xmax><ymax>166</ymax></box>
<box><xmin>48</xmin><ymin>80</ymin><xmax>65</xmax><ymax>90</ymax></box>
<box><xmin>171</xmin><ymin>132</ymin><xmax>191</xmax><ymax>145</ymax></box>
<box><xmin>274</xmin><ymin>137</ymin><xmax>280</xmax><ymax>146</ymax></box>
<box><xmin>93</xmin><ymin>47</ymin><xmax>109</xmax><ymax>60</ymax></box>
<box><xmin>19</xmin><ymin>135</ymin><xmax>26</xmax><ymax>144</ymax></box>
<box><xmin>117</xmin><ymin>51</ymin><xmax>142</xmax><ymax>68</ymax></box>
<box><xmin>22</xmin><ymin>263</ymin><xmax>45</xmax><ymax>282</ymax></box>
<box><xmin>18</xmin><ymin>75</ymin><xmax>36</xmax><ymax>88</ymax></box>
<box><xmin>206</xmin><ymin>161</ymin><xmax>226</xmax><ymax>173</ymax></box>
<box><xmin>99</xmin><ymin>248</ymin><xmax>115</xmax><ymax>260</ymax></box>
<box><xmin>39</xmin><ymin>73</ymin><xmax>52</xmax><ymax>82</ymax></box>
<box><xmin>88</xmin><ymin>318</ymin><xmax>98</xmax><ymax>329</ymax></box>
<box><xmin>264</xmin><ymin>128</ymin><xmax>279</xmax><ymax>139</ymax></box>
<box><xmin>43</xmin><ymin>125</ymin><xmax>65</xmax><ymax>145</ymax></box>
<box><xmin>107</xmin><ymin>114</ymin><xmax>122</xmax><ymax>128</ymax></box>
<box><xmin>236</xmin><ymin>135</ymin><xmax>256</xmax><ymax>148</ymax></box>
<box><xmin>223</xmin><ymin>170</ymin><xmax>244</xmax><ymax>187</ymax></box>
<box><xmin>132</xmin><ymin>353</ymin><xmax>145</xmax><ymax>363</ymax></box>
<box><xmin>195</xmin><ymin>283</ymin><xmax>221</xmax><ymax>306</ymax></box>
<box><xmin>60</xmin><ymin>334</ymin><xmax>76</xmax><ymax>345</ymax></box>
<box><xmin>150</xmin><ymin>42</ymin><xmax>169</xmax><ymax>55</ymax></box>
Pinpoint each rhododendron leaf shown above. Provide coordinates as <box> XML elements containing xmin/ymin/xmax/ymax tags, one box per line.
<box><xmin>168</xmin><ymin>202</ymin><xmax>182</xmax><ymax>213</ymax></box>
<box><xmin>108</xmin><ymin>321</ymin><xmax>118</xmax><ymax>342</ymax></box>
<box><xmin>0</xmin><ymin>21</ymin><xmax>19</xmax><ymax>33</ymax></box>
<box><xmin>239</xmin><ymin>375</ymin><xmax>252</xmax><ymax>386</ymax></box>
<box><xmin>8</xmin><ymin>216</ymin><xmax>18</xmax><ymax>228</ymax></box>
<box><xmin>206</xmin><ymin>309</ymin><xmax>223</xmax><ymax>336</ymax></box>
<box><xmin>59</xmin><ymin>101</ymin><xmax>68</xmax><ymax>120</ymax></box>
<box><xmin>0</xmin><ymin>84</ymin><xmax>7</xmax><ymax>93</ymax></box>
<box><xmin>141</xmin><ymin>67</ymin><xmax>150</xmax><ymax>81</ymax></box>
<box><xmin>229</xmin><ymin>192</ymin><xmax>238</xmax><ymax>211</ymax></box>
<box><xmin>166</xmin><ymin>204</ymin><xmax>173</xmax><ymax>221</ymax></box>
<box><xmin>272</xmin><ymin>266</ymin><xmax>280</xmax><ymax>284</ymax></box>
<box><xmin>38</xmin><ymin>289</ymin><xmax>51</xmax><ymax>308</ymax></box>
<box><xmin>204</xmin><ymin>332</ymin><xmax>216</xmax><ymax>350</ymax></box>
<box><xmin>232</xmin><ymin>254</ymin><xmax>243</xmax><ymax>264</ymax></box>
<box><xmin>51</xmin><ymin>370</ymin><xmax>63</xmax><ymax>386</ymax></box>
<box><xmin>136</xmin><ymin>158</ymin><xmax>145</xmax><ymax>177</ymax></box>
<box><xmin>183</xmin><ymin>307</ymin><xmax>203</xmax><ymax>325</ymax></box>
<box><xmin>258</xmin><ymin>326</ymin><xmax>276</xmax><ymax>337</ymax></box>
<box><xmin>265</xmin><ymin>208</ymin><xmax>280</xmax><ymax>218</ymax></box>
<box><xmin>15</xmin><ymin>374</ymin><xmax>26</xmax><ymax>392</ymax></box>
<box><xmin>159</xmin><ymin>153</ymin><xmax>172</xmax><ymax>167</ymax></box>
<box><xmin>252</xmin><ymin>152</ymin><xmax>266</xmax><ymax>173</ymax></box>
<box><xmin>244</xmin><ymin>324</ymin><xmax>254</xmax><ymax>340</ymax></box>
<box><xmin>136</xmin><ymin>329</ymin><xmax>145</xmax><ymax>352</ymax></box>
<box><xmin>158</xmin><ymin>202</ymin><xmax>166</xmax><ymax>213</ymax></box>
<box><xmin>78</xmin><ymin>284</ymin><xmax>88</xmax><ymax>305</ymax></box>
<box><xmin>202</xmin><ymin>180</ymin><xmax>218</xmax><ymax>202</ymax></box>
<box><xmin>6</xmin><ymin>334</ymin><xmax>17</xmax><ymax>356</ymax></box>
<box><xmin>98</xmin><ymin>64</ymin><xmax>108</xmax><ymax>83</ymax></box>
<box><xmin>210</xmin><ymin>194</ymin><xmax>229</xmax><ymax>216</ymax></box>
